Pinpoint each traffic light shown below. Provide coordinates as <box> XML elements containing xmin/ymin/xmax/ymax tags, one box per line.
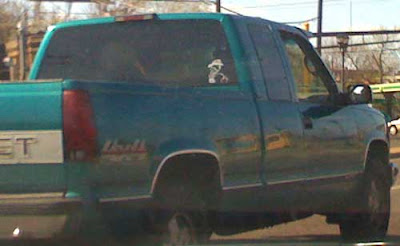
<box><xmin>302</xmin><ymin>22</ymin><xmax>310</xmax><ymax>31</ymax></box>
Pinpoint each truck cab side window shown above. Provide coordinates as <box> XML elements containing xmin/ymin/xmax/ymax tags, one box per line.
<box><xmin>248</xmin><ymin>24</ymin><xmax>292</xmax><ymax>101</ymax></box>
<box><xmin>281</xmin><ymin>33</ymin><xmax>333</xmax><ymax>103</ymax></box>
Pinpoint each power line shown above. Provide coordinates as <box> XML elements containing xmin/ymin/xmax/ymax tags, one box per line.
<box><xmin>201</xmin><ymin>0</ymin><xmax>243</xmax><ymax>15</ymax></box>
<box><xmin>283</xmin><ymin>17</ymin><xmax>318</xmax><ymax>25</ymax></box>
<box><xmin>315</xmin><ymin>30</ymin><xmax>400</xmax><ymax>37</ymax></box>
<box><xmin>241</xmin><ymin>0</ymin><xmax>343</xmax><ymax>9</ymax></box>
<box><xmin>321</xmin><ymin>39</ymin><xmax>400</xmax><ymax>49</ymax></box>
<box><xmin>322</xmin><ymin>49</ymin><xmax>400</xmax><ymax>54</ymax></box>
<box><xmin>38</xmin><ymin>11</ymin><xmax>92</xmax><ymax>15</ymax></box>
<box><xmin>97</xmin><ymin>0</ymin><xmax>243</xmax><ymax>15</ymax></box>
<box><xmin>241</xmin><ymin>0</ymin><xmax>391</xmax><ymax>9</ymax></box>
<box><xmin>220</xmin><ymin>5</ymin><xmax>243</xmax><ymax>15</ymax></box>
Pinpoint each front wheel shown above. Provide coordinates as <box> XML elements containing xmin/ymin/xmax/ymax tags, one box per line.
<box><xmin>339</xmin><ymin>160</ymin><xmax>390</xmax><ymax>242</ymax></box>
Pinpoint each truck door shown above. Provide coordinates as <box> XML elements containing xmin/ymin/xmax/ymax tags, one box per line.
<box><xmin>247</xmin><ymin>23</ymin><xmax>308</xmax><ymax>185</ymax></box>
<box><xmin>279</xmin><ymin>31</ymin><xmax>363</xmax><ymax>181</ymax></box>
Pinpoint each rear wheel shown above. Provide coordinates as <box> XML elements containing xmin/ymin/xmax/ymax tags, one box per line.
<box><xmin>162</xmin><ymin>212</ymin><xmax>196</xmax><ymax>245</ymax></box>
<box><xmin>151</xmin><ymin>174</ymin><xmax>212</xmax><ymax>245</ymax></box>
<box><xmin>339</xmin><ymin>158</ymin><xmax>390</xmax><ymax>242</ymax></box>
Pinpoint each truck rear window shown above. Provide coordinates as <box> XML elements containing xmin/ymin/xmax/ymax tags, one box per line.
<box><xmin>37</xmin><ymin>19</ymin><xmax>237</xmax><ymax>87</ymax></box>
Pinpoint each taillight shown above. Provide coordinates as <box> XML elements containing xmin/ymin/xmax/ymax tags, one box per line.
<box><xmin>63</xmin><ymin>90</ymin><xmax>97</xmax><ymax>162</ymax></box>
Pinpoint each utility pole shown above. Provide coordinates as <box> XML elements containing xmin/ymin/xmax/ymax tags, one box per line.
<box><xmin>216</xmin><ymin>0</ymin><xmax>221</xmax><ymax>13</ymax></box>
<box><xmin>317</xmin><ymin>0</ymin><xmax>323</xmax><ymax>54</ymax></box>
<box><xmin>17</xmin><ymin>10</ymin><xmax>28</xmax><ymax>80</ymax></box>
<box><xmin>33</xmin><ymin>2</ymin><xmax>41</xmax><ymax>25</ymax></box>
<box><xmin>337</xmin><ymin>35</ymin><xmax>349</xmax><ymax>92</ymax></box>
<box><xmin>349</xmin><ymin>0</ymin><xmax>353</xmax><ymax>30</ymax></box>
<box><xmin>65</xmin><ymin>2</ymin><xmax>73</xmax><ymax>20</ymax></box>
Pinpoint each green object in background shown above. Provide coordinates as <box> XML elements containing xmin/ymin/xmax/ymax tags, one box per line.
<box><xmin>371</xmin><ymin>83</ymin><xmax>400</xmax><ymax>121</ymax></box>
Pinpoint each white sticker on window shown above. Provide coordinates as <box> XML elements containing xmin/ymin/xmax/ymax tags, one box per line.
<box><xmin>208</xmin><ymin>59</ymin><xmax>229</xmax><ymax>84</ymax></box>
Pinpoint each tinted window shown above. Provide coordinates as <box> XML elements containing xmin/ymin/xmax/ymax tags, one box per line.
<box><xmin>248</xmin><ymin>24</ymin><xmax>291</xmax><ymax>101</ymax></box>
<box><xmin>281</xmin><ymin>33</ymin><xmax>337</xmax><ymax>103</ymax></box>
<box><xmin>38</xmin><ymin>20</ymin><xmax>237</xmax><ymax>87</ymax></box>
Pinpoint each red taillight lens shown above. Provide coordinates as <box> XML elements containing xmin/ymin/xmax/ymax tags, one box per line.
<box><xmin>115</xmin><ymin>14</ymin><xmax>155</xmax><ymax>22</ymax></box>
<box><xmin>63</xmin><ymin>90</ymin><xmax>97</xmax><ymax>161</ymax></box>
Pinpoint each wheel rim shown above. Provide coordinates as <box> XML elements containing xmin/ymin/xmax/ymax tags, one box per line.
<box><xmin>164</xmin><ymin>212</ymin><xmax>195</xmax><ymax>246</ymax></box>
<box><xmin>390</xmin><ymin>126</ymin><xmax>397</xmax><ymax>135</ymax></box>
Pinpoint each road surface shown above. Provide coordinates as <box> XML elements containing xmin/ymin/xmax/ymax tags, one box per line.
<box><xmin>209</xmin><ymin>157</ymin><xmax>400</xmax><ymax>245</ymax></box>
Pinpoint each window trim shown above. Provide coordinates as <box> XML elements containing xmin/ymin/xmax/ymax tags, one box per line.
<box><xmin>247</xmin><ymin>22</ymin><xmax>294</xmax><ymax>102</ymax></box>
<box><xmin>278</xmin><ymin>30</ymin><xmax>339</xmax><ymax>103</ymax></box>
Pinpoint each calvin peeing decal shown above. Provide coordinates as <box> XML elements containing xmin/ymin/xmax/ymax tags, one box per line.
<box><xmin>207</xmin><ymin>59</ymin><xmax>229</xmax><ymax>84</ymax></box>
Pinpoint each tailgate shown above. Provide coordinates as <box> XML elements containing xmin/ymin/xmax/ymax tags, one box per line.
<box><xmin>0</xmin><ymin>81</ymin><xmax>64</xmax><ymax>193</ymax></box>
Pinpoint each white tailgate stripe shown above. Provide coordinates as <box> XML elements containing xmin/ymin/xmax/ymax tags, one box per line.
<box><xmin>0</xmin><ymin>130</ymin><xmax>63</xmax><ymax>164</ymax></box>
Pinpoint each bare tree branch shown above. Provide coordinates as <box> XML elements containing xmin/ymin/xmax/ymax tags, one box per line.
<box><xmin>347</xmin><ymin>54</ymin><xmax>360</xmax><ymax>70</ymax></box>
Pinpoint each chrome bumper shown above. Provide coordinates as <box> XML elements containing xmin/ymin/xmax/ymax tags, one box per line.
<box><xmin>0</xmin><ymin>192</ymin><xmax>81</xmax><ymax>239</ymax></box>
<box><xmin>390</xmin><ymin>162</ymin><xmax>399</xmax><ymax>186</ymax></box>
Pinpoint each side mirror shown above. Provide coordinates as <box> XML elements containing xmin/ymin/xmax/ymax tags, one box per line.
<box><xmin>349</xmin><ymin>84</ymin><xmax>372</xmax><ymax>104</ymax></box>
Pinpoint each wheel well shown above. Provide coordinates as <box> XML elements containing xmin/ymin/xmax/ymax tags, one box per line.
<box><xmin>366</xmin><ymin>140</ymin><xmax>391</xmax><ymax>179</ymax></box>
<box><xmin>367</xmin><ymin>140</ymin><xmax>389</xmax><ymax>165</ymax></box>
<box><xmin>152</xmin><ymin>153</ymin><xmax>222</xmax><ymax>207</ymax></box>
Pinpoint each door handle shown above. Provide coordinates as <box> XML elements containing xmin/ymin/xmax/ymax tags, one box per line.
<box><xmin>302</xmin><ymin>116</ymin><xmax>313</xmax><ymax>129</ymax></box>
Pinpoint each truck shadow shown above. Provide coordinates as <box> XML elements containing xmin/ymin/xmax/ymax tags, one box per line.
<box><xmin>1</xmin><ymin>235</ymin><xmax>400</xmax><ymax>246</ymax></box>
<box><xmin>209</xmin><ymin>235</ymin><xmax>400</xmax><ymax>245</ymax></box>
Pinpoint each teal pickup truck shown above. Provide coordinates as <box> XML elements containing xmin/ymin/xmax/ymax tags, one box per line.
<box><xmin>0</xmin><ymin>13</ymin><xmax>397</xmax><ymax>244</ymax></box>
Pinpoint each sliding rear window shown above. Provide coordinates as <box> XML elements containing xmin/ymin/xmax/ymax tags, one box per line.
<box><xmin>37</xmin><ymin>19</ymin><xmax>238</xmax><ymax>87</ymax></box>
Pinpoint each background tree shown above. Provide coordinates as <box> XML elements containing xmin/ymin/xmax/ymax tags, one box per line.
<box><xmin>347</xmin><ymin>34</ymin><xmax>400</xmax><ymax>84</ymax></box>
<box><xmin>321</xmin><ymin>34</ymin><xmax>400</xmax><ymax>85</ymax></box>
<box><xmin>0</xmin><ymin>0</ymin><xmax>27</xmax><ymax>43</ymax></box>
<box><xmin>0</xmin><ymin>0</ymin><xmax>211</xmax><ymax>43</ymax></box>
<box><xmin>86</xmin><ymin>0</ymin><xmax>211</xmax><ymax>17</ymax></box>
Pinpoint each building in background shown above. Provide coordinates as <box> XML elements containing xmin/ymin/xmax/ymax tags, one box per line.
<box><xmin>4</xmin><ymin>32</ymin><xmax>44</xmax><ymax>81</ymax></box>
<box><xmin>0</xmin><ymin>44</ymin><xmax>10</xmax><ymax>81</ymax></box>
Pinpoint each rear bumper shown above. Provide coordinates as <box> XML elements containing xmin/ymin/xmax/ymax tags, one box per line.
<box><xmin>0</xmin><ymin>193</ymin><xmax>81</xmax><ymax>239</ymax></box>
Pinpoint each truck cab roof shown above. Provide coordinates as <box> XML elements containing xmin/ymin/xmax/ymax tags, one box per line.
<box><xmin>50</xmin><ymin>12</ymin><xmax>306</xmax><ymax>38</ymax></box>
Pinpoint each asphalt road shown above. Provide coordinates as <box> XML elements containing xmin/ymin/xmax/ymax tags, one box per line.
<box><xmin>208</xmin><ymin>157</ymin><xmax>400</xmax><ymax>245</ymax></box>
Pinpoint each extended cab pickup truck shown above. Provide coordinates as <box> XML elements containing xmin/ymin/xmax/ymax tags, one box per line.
<box><xmin>0</xmin><ymin>13</ymin><xmax>397</xmax><ymax>244</ymax></box>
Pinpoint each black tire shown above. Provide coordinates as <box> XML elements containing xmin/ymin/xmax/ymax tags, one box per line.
<box><xmin>390</xmin><ymin>125</ymin><xmax>398</xmax><ymax>136</ymax></box>
<box><xmin>160</xmin><ymin>211</ymin><xmax>197</xmax><ymax>246</ymax></box>
<box><xmin>339</xmin><ymin>158</ymin><xmax>390</xmax><ymax>242</ymax></box>
<box><xmin>151</xmin><ymin>177</ymin><xmax>212</xmax><ymax>245</ymax></box>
